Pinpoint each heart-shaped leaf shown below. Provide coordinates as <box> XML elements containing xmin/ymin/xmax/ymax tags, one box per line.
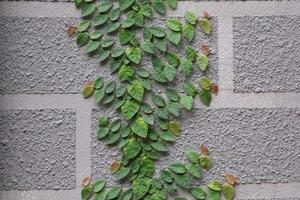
<box><xmin>163</xmin><ymin>63</ymin><xmax>177</xmax><ymax>81</ymax></box>
<box><xmin>140</xmin><ymin>41</ymin><xmax>155</xmax><ymax>54</ymax></box>
<box><xmin>199</xmin><ymin>76</ymin><xmax>211</xmax><ymax>91</ymax></box>
<box><xmin>131</xmin><ymin>117</ymin><xmax>148</xmax><ymax>138</ymax></box>
<box><xmin>81</xmin><ymin>3</ymin><xmax>96</xmax><ymax>17</ymax></box>
<box><xmin>185</xmin><ymin>149</ymin><xmax>200</xmax><ymax>163</ymax></box>
<box><xmin>110</xmin><ymin>8</ymin><xmax>121</xmax><ymax>21</ymax></box>
<box><xmin>173</xmin><ymin>173</ymin><xmax>191</xmax><ymax>189</ymax></box>
<box><xmin>141</xmin><ymin>5</ymin><xmax>153</xmax><ymax>18</ymax></box>
<box><xmin>152</xmin><ymin>0</ymin><xmax>166</xmax><ymax>15</ymax></box>
<box><xmin>186</xmin><ymin>163</ymin><xmax>201</xmax><ymax>178</ymax></box>
<box><xmin>77</xmin><ymin>20</ymin><xmax>91</xmax><ymax>32</ymax></box>
<box><xmin>123</xmin><ymin>139</ymin><xmax>141</xmax><ymax>160</ymax></box>
<box><xmin>160</xmin><ymin>169</ymin><xmax>173</xmax><ymax>183</ymax></box>
<box><xmin>115</xmin><ymin>166</ymin><xmax>131</xmax><ymax>180</ymax></box>
<box><xmin>167</xmin><ymin>30</ymin><xmax>181</xmax><ymax>45</ymax></box>
<box><xmin>197</xmin><ymin>54</ymin><xmax>209</xmax><ymax>71</ymax></box>
<box><xmin>132</xmin><ymin>177</ymin><xmax>152</xmax><ymax>199</ymax></box>
<box><xmin>86</xmin><ymin>40</ymin><xmax>100</xmax><ymax>54</ymax></box>
<box><xmin>167</xmin><ymin>18</ymin><xmax>182</xmax><ymax>31</ymax></box>
<box><xmin>107</xmin><ymin>186</ymin><xmax>122</xmax><ymax>199</ymax></box>
<box><xmin>185</xmin><ymin>46</ymin><xmax>197</xmax><ymax>62</ymax></box>
<box><xmin>82</xmin><ymin>82</ymin><xmax>94</xmax><ymax>98</ymax></box>
<box><xmin>168</xmin><ymin>120</ymin><xmax>181</xmax><ymax>136</ymax></box>
<box><xmin>199</xmin><ymin>90</ymin><xmax>211</xmax><ymax>106</ymax></box>
<box><xmin>166</xmin><ymin>102</ymin><xmax>180</xmax><ymax>117</ymax></box>
<box><xmin>98</xmin><ymin>2</ymin><xmax>113</xmax><ymax>13</ymax></box>
<box><xmin>119</xmin><ymin>0</ymin><xmax>135</xmax><ymax>11</ymax></box>
<box><xmin>127</xmin><ymin>80</ymin><xmax>144</xmax><ymax>102</ymax></box>
<box><xmin>149</xmin><ymin>26</ymin><xmax>165</xmax><ymax>38</ymax></box>
<box><xmin>90</xmin><ymin>30</ymin><xmax>103</xmax><ymax>40</ymax></box>
<box><xmin>199</xmin><ymin>18</ymin><xmax>212</xmax><ymax>35</ymax></box>
<box><xmin>183</xmin><ymin>80</ymin><xmax>198</xmax><ymax>97</ymax></box>
<box><xmin>169</xmin><ymin>162</ymin><xmax>186</xmax><ymax>174</ymax></box>
<box><xmin>151</xmin><ymin>140</ymin><xmax>169</xmax><ymax>152</ymax></box>
<box><xmin>167</xmin><ymin>0</ymin><xmax>177</xmax><ymax>9</ymax></box>
<box><xmin>185</xmin><ymin>11</ymin><xmax>196</xmax><ymax>25</ymax></box>
<box><xmin>76</xmin><ymin>32</ymin><xmax>89</xmax><ymax>47</ymax></box>
<box><xmin>223</xmin><ymin>183</ymin><xmax>235</xmax><ymax>200</ymax></box>
<box><xmin>118</xmin><ymin>65</ymin><xmax>135</xmax><ymax>81</ymax></box>
<box><xmin>181</xmin><ymin>58</ymin><xmax>193</xmax><ymax>78</ymax></box>
<box><xmin>121</xmin><ymin>100</ymin><xmax>140</xmax><ymax>120</ymax></box>
<box><xmin>126</xmin><ymin>47</ymin><xmax>142</xmax><ymax>64</ymax></box>
<box><xmin>92</xmin><ymin>14</ymin><xmax>108</xmax><ymax>27</ymax></box>
<box><xmin>120</xmin><ymin>29</ymin><xmax>135</xmax><ymax>45</ymax></box>
<box><xmin>191</xmin><ymin>187</ymin><xmax>206</xmax><ymax>200</ymax></box>
<box><xmin>81</xmin><ymin>187</ymin><xmax>92</xmax><ymax>200</ymax></box>
<box><xmin>181</xmin><ymin>95</ymin><xmax>193</xmax><ymax>110</ymax></box>
<box><xmin>93</xmin><ymin>180</ymin><xmax>106</xmax><ymax>193</ymax></box>
<box><xmin>166</xmin><ymin>88</ymin><xmax>180</xmax><ymax>102</ymax></box>
<box><xmin>183</xmin><ymin>24</ymin><xmax>195</xmax><ymax>42</ymax></box>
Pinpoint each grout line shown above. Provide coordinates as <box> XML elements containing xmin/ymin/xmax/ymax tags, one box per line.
<box><xmin>0</xmin><ymin>190</ymin><xmax>77</xmax><ymax>200</ymax></box>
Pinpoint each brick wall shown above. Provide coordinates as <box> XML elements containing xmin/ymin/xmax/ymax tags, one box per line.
<box><xmin>0</xmin><ymin>1</ymin><xmax>299</xmax><ymax>199</ymax></box>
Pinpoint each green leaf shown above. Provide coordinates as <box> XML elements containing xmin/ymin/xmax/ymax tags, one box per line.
<box><xmin>94</xmin><ymin>191</ymin><xmax>107</xmax><ymax>200</ymax></box>
<box><xmin>110</xmin><ymin>59</ymin><xmax>122</xmax><ymax>73</ymax></box>
<box><xmin>82</xmin><ymin>82</ymin><xmax>94</xmax><ymax>98</ymax></box>
<box><xmin>143</xmin><ymin>28</ymin><xmax>153</xmax><ymax>41</ymax></box>
<box><xmin>110</xmin><ymin>118</ymin><xmax>121</xmax><ymax>132</ymax></box>
<box><xmin>122</xmin><ymin>189</ymin><xmax>133</xmax><ymax>200</ymax></box>
<box><xmin>122</xmin><ymin>18</ymin><xmax>135</xmax><ymax>28</ymax></box>
<box><xmin>160</xmin><ymin>130</ymin><xmax>176</xmax><ymax>142</ymax></box>
<box><xmin>94</xmin><ymin>77</ymin><xmax>104</xmax><ymax>89</ymax></box>
<box><xmin>183</xmin><ymin>80</ymin><xmax>198</xmax><ymax>97</ymax></box>
<box><xmin>223</xmin><ymin>184</ymin><xmax>235</xmax><ymax>200</ymax></box>
<box><xmin>167</xmin><ymin>0</ymin><xmax>177</xmax><ymax>9</ymax></box>
<box><xmin>199</xmin><ymin>18</ymin><xmax>212</xmax><ymax>35</ymax></box>
<box><xmin>128</xmin><ymin>11</ymin><xmax>144</xmax><ymax>27</ymax></box>
<box><xmin>173</xmin><ymin>173</ymin><xmax>191</xmax><ymax>189</ymax></box>
<box><xmin>116</xmin><ymin>85</ymin><xmax>127</xmax><ymax>97</ymax></box>
<box><xmin>175</xmin><ymin>197</ymin><xmax>188</xmax><ymax>200</ymax></box>
<box><xmin>186</xmin><ymin>163</ymin><xmax>201</xmax><ymax>178</ymax></box>
<box><xmin>166</xmin><ymin>88</ymin><xmax>180</xmax><ymax>102</ymax></box>
<box><xmin>81</xmin><ymin>3</ymin><xmax>96</xmax><ymax>17</ymax></box>
<box><xmin>142</xmin><ymin>113</ymin><xmax>154</xmax><ymax>125</ymax></box>
<box><xmin>81</xmin><ymin>187</ymin><xmax>92</xmax><ymax>200</ymax></box>
<box><xmin>167</xmin><ymin>30</ymin><xmax>181</xmax><ymax>45</ymax></box>
<box><xmin>104</xmin><ymin>132</ymin><xmax>120</xmax><ymax>145</ymax></box>
<box><xmin>136</xmin><ymin>68</ymin><xmax>150</xmax><ymax>78</ymax></box>
<box><xmin>166</xmin><ymin>102</ymin><xmax>180</xmax><ymax>117</ymax></box>
<box><xmin>121</xmin><ymin>100</ymin><xmax>140</xmax><ymax>120</ymax></box>
<box><xmin>185</xmin><ymin>11</ymin><xmax>196</xmax><ymax>25</ymax></box>
<box><xmin>106</xmin><ymin>22</ymin><xmax>120</xmax><ymax>33</ymax></box>
<box><xmin>154</xmin><ymin>37</ymin><xmax>167</xmax><ymax>52</ymax></box>
<box><xmin>90</xmin><ymin>30</ymin><xmax>103</xmax><ymax>40</ymax></box>
<box><xmin>185</xmin><ymin>149</ymin><xmax>199</xmax><ymax>163</ymax></box>
<box><xmin>158</xmin><ymin>118</ymin><xmax>168</xmax><ymax>130</ymax></box>
<box><xmin>208</xmin><ymin>180</ymin><xmax>222</xmax><ymax>191</ymax></box>
<box><xmin>139</xmin><ymin>77</ymin><xmax>151</xmax><ymax>91</ymax></box>
<box><xmin>141</xmin><ymin>103</ymin><xmax>153</xmax><ymax>114</ymax></box>
<box><xmin>92</xmin><ymin>14</ymin><xmax>108</xmax><ymax>27</ymax></box>
<box><xmin>105</xmin><ymin>81</ymin><xmax>116</xmax><ymax>93</ymax></box>
<box><xmin>199</xmin><ymin>76</ymin><xmax>211</xmax><ymax>91</ymax></box>
<box><xmin>151</xmin><ymin>94</ymin><xmax>165</xmax><ymax>107</ymax></box>
<box><xmin>118</xmin><ymin>65</ymin><xmax>134</xmax><ymax>81</ymax></box>
<box><xmin>74</xmin><ymin>0</ymin><xmax>81</xmax><ymax>8</ymax></box>
<box><xmin>169</xmin><ymin>162</ymin><xmax>186</xmax><ymax>174</ymax></box>
<box><xmin>115</xmin><ymin>166</ymin><xmax>131</xmax><ymax>180</ymax></box>
<box><xmin>164</xmin><ymin>182</ymin><xmax>177</xmax><ymax>194</ymax></box>
<box><xmin>93</xmin><ymin>180</ymin><xmax>106</xmax><ymax>193</ymax></box>
<box><xmin>112</xmin><ymin>97</ymin><xmax>126</xmax><ymax>110</ymax></box>
<box><xmin>127</xmin><ymin>80</ymin><xmax>144</xmax><ymax>102</ymax></box>
<box><xmin>111</xmin><ymin>48</ymin><xmax>125</xmax><ymax>58</ymax></box>
<box><xmin>98</xmin><ymin>2</ymin><xmax>113</xmax><ymax>13</ymax></box>
<box><xmin>163</xmin><ymin>63</ymin><xmax>176</xmax><ymax>81</ymax></box>
<box><xmin>151</xmin><ymin>140</ymin><xmax>169</xmax><ymax>152</ymax></box>
<box><xmin>98</xmin><ymin>116</ymin><xmax>108</xmax><ymax>126</ymax></box>
<box><xmin>152</xmin><ymin>70</ymin><xmax>167</xmax><ymax>83</ymax></box>
<box><xmin>181</xmin><ymin>58</ymin><xmax>193</xmax><ymax>78</ymax></box>
<box><xmin>183</xmin><ymin>24</ymin><xmax>195</xmax><ymax>42</ymax></box>
<box><xmin>160</xmin><ymin>169</ymin><xmax>173</xmax><ymax>183</ymax></box>
<box><xmin>131</xmin><ymin>117</ymin><xmax>148</xmax><ymax>138</ymax></box>
<box><xmin>197</xmin><ymin>53</ymin><xmax>209</xmax><ymax>71</ymax></box>
<box><xmin>99</xmin><ymin>49</ymin><xmax>110</xmax><ymax>62</ymax></box>
<box><xmin>120</xmin><ymin>29</ymin><xmax>135</xmax><ymax>45</ymax></box>
<box><xmin>119</xmin><ymin>0</ymin><xmax>135</xmax><ymax>11</ymax></box>
<box><xmin>152</xmin><ymin>55</ymin><xmax>163</xmax><ymax>70</ymax></box>
<box><xmin>191</xmin><ymin>187</ymin><xmax>206</xmax><ymax>200</ymax></box>
<box><xmin>166</xmin><ymin>52</ymin><xmax>180</xmax><ymax>68</ymax></box>
<box><xmin>132</xmin><ymin>177</ymin><xmax>152</xmax><ymax>199</ymax></box>
<box><xmin>149</xmin><ymin>26</ymin><xmax>165</xmax><ymax>38</ymax></box>
<box><xmin>139</xmin><ymin>156</ymin><xmax>155</xmax><ymax>178</ymax></box>
<box><xmin>167</xmin><ymin>18</ymin><xmax>182</xmax><ymax>31</ymax></box>
<box><xmin>199</xmin><ymin>90</ymin><xmax>212</xmax><ymax>106</ymax></box>
<box><xmin>155</xmin><ymin>107</ymin><xmax>168</xmax><ymax>120</ymax></box>
<box><xmin>141</xmin><ymin>5</ymin><xmax>153</xmax><ymax>18</ymax></box>
<box><xmin>181</xmin><ymin>95</ymin><xmax>193</xmax><ymax>111</ymax></box>
<box><xmin>141</xmin><ymin>41</ymin><xmax>155</xmax><ymax>54</ymax></box>
<box><xmin>152</xmin><ymin>0</ymin><xmax>166</xmax><ymax>15</ymax></box>
<box><xmin>76</xmin><ymin>32</ymin><xmax>89</xmax><ymax>47</ymax></box>
<box><xmin>77</xmin><ymin>19</ymin><xmax>91</xmax><ymax>32</ymax></box>
<box><xmin>168</xmin><ymin>120</ymin><xmax>181</xmax><ymax>136</ymax></box>
<box><xmin>107</xmin><ymin>186</ymin><xmax>122</xmax><ymax>199</ymax></box>
<box><xmin>97</xmin><ymin>127</ymin><xmax>109</xmax><ymax>140</ymax></box>
<box><xmin>199</xmin><ymin>155</ymin><xmax>212</xmax><ymax>170</ymax></box>
<box><xmin>121</xmin><ymin>125</ymin><xmax>131</xmax><ymax>138</ymax></box>
<box><xmin>207</xmin><ymin>189</ymin><xmax>220</xmax><ymax>200</ymax></box>
<box><xmin>101</xmin><ymin>38</ymin><xmax>114</xmax><ymax>48</ymax></box>
<box><xmin>126</xmin><ymin>47</ymin><xmax>142</xmax><ymax>64</ymax></box>
<box><xmin>185</xmin><ymin>46</ymin><xmax>197</xmax><ymax>62</ymax></box>
<box><xmin>123</xmin><ymin>139</ymin><xmax>141</xmax><ymax>160</ymax></box>
<box><xmin>110</xmin><ymin>8</ymin><xmax>121</xmax><ymax>21</ymax></box>
<box><xmin>86</xmin><ymin>40</ymin><xmax>100</xmax><ymax>54</ymax></box>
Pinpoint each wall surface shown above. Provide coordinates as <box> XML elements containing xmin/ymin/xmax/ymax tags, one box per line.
<box><xmin>0</xmin><ymin>0</ymin><xmax>300</xmax><ymax>200</ymax></box>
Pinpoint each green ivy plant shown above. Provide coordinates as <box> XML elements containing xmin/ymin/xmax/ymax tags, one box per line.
<box><xmin>68</xmin><ymin>0</ymin><xmax>237</xmax><ymax>199</ymax></box>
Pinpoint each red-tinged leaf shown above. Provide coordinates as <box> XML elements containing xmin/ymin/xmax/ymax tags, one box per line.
<box><xmin>67</xmin><ymin>25</ymin><xmax>77</xmax><ymax>36</ymax></box>
<box><xmin>201</xmin><ymin>43</ymin><xmax>210</xmax><ymax>56</ymax></box>
<box><xmin>111</xmin><ymin>160</ymin><xmax>121</xmax><ymax>174</ymax></box>
<box><xmin>203</xmin><ymin>11</ymin><xmax>211</xmax><ymax>19</ymax></box>
<box><xmin>199</xmin><ymin>145</ymin><xmax>209</xmax><ymax>155</ymax></box>
<box><xmin>211</xmin><ymin>83</ymin><xmax>219</xmax><ymax>95</ymax></box>
<box><xmin>81</xmin><ymin>176</ymin><xmax>91</xmax><ymax>187</ymax></box>
<box><xmin>225</xmin><ymin>173</ymin><xmax>237</xmax><ymax>186</ymax></box>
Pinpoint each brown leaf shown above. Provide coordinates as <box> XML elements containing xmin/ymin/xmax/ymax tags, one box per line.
<box><xmin>81</xmin><ymin>176</ymin><xmax>91</xmax><ymax>187</ymax></box>
<box><xmin>199</xmin><ymin>145</ymin><xmax>209</xmax><ymax>155</ymax></box>
<box><xmin>211</xmin><ymin>83</ymin><xmax>219</xmax><ymax>95</ymax></box>
<box><xmin>67</xmin><ymin>25</ymin><xmax>77</xmax><ymax>36</ymax></box>
<box><xmin>203</xmin><ymin>11</ymin><xmax>211</xmax><ymax>19</ymax></box>
<box><xmin>201</xmin><ymin>43</ymin><xmax>210</xmax><ymax>56</ymax></box>
<box><xmin>111</xmin><ymin>160</ymin><xmax>121</xmax><ymax>174</ymax></box>
<box><xmin>225</xmin><ymin>173</ymin><xmax>237</xmax><ymax>185</ymax></box>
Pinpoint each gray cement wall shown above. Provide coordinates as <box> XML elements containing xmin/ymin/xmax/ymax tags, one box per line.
<box><xmin>0</xmin><ymin>1</ymin><xmax>300</xmax><ymax>200</ymax></box>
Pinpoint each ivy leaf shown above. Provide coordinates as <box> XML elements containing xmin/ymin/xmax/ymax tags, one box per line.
<box><xmin>183</xmin><ymin>24</ymin><xmax>195</xmax><ymax>42</ymax></box>
<box><xmin>139</xmin><ymin>77</ymin><xmax>151</xmax><ymax>91</ymax></box>
<box><xmin>77</xmin><ymin>20</ymin><xmax>91</xmax><ymax>32</ymax></box>
<box><xmin>93</xmin><ymin>180</ymin><xmax>106</xmax><ymax>193</ymax></box>
<box><xmin>104</xmin><ymin>131</ymin><xmax>120</xmax><ymax>145</ymax></box>
<box><xmin>185</xmin><ymin>149</ymin><xmax>200</xmax><ymax>163</ymax></box>
<box><xmin>167</xmin><ymin>30</ymin><xmax>181</xmax><ymax>45</ymax></box>
<box><xmin>141</xmin><ymin>5</ymin><xmax>153</xmax><ymax>18</ymax></box>
<box><xmin>101</xmin><ymin>38</ymin><xmax>114</xmax><ymax>48</ymax></box>
<box><xmin>111</xmin><ymin>48</ymin><xmax>124</xmax><ymax>58</ymax></box>
<box><xmin>169</xmin><ymin>162</ymin><xmax>186</xmax><ymax>174</ymax></box>
<box><xmin>119</xmin><ymin>0</ymin><xmax>135</xmax><ymax>11</ymax></box>
<box><xmin>197</xmin><ymin>54</ymin><xmax>209</xmax><ymax>71</ymax></box>
<box><xmin>132</xmin><ymin>177</ymin><xmax>152</xmax><ymax>199</ymax></box>
<box><xmin>152</xmin><ymin>0</ymin><xmax>166</xmax><ymax>15</ymax></box>
<box><xmin>136</xmin><ymin>68</ymin><xmax>150</xmax><ymax>78</ymax></box>
<box><xmin>166</xmin><ymin>18</ymin><xmax>182</xmax><ymax>32</ymax></box>
<box><xmin>149</xmin><ymin>26</ymin><xmax>165</xmax><ymax>38</ymax></box>
<box><xmin>166</xmin><ymin>102</ymin><xmax>180</xmax><ymax>117</ymax></box>
<box><xmin>175</xmin><ymin>197</ymin><xmax>188</xmax><ymax>200</ymax></box>
<box><xmin>92</xmin><ymin>14</ymin><xmax>108</xmax><ymax>27</ymax></box>
<box><xmin>86</xmin><ymin>40</ymin><xmax>100</xmax><ymax>54</ymax></box>
<box><xmin>98</xmin><ymin>2</ymin><xmax>113</xmax><ymax>13</ymax></box>
<box><xmin>167</xmin><ymin>0</ymin><xmax>177</xmax><ymax>9</ymax></box>
<box><xmin>141</xmin><ymin>103</ymin><xmax>153</xmax><ymax>114</ymax></box>
<box><xmin>98</xmin><ymin>116</ymin><xmax>108</xmax><ymax>126</ymax></box>
<box><xmin>199</xmin><ymin>155</ymin><xmax>212</xmax><ymax>170</ymax></box>
<box><xmin>151</xmin><ymin>140</ymin><xmax>169</xmax><ymax>152</ymax></box>
<box><xmin>186</xmin><ymin>163</ymin><xmax>201</xmax><ymax>178</ymax></box>
<box><xmin>122</xmin><ymin>189</ymin><xmax>133</xmax><ymax>200</ymax></box>
<box><xmin>97</xmin><ymin>127</ymin><xmax>108</xmax><ymax>139</ymax></box>
<box><xmin>151</xmin><ymin>94</ymin><xmax>165</xmax><ymax>107</ymax></box>
<box><xmin>166</xmin><ymin>52</ymin><xmax>180</xmax><ymax>68</ymax></box>
<box><xmin>185</xmin><ymin>11</ymin><xmax>196</xmax><ymax>25</ymax></box>
<box><xmin>199</xmin><ymin>76</ymin><xmax>211</xmax><ymax>91</ymax></box>
<box><xmin>118</xmin><ymin>65</ymin><xmax>134</xmax><ymax>81</ymax></box>
<box><xmin>126</xmin><ymin>47</ymin><xmax>142</xmax><ymax>64</ymax></box>
<box><xmin>81</xmin><ymin>3</ymin><xmax>96</xmax><ymax>17</ymax></box>
<box><xmin>121</xmin><ymin>100</ymin><xmax>140</xmax><ymax>120</ymax></box>
<box><xmin>90</xmin><ymin>30</ymin><xmax>103</xmax><ymax>40</ymax></box>
<box><xmin>140</xmin><ymin>41</ymin><xmax>155</xmax><ymax>54</ymax></box>
<box><xmin>127</xmin><ymin>80</ymin><xmax>144</xmax><ymax>102</ymax></box>
<box><xmin>82</xmin><ymin>81</ymin><xmax>94</xmax><ymax>98</ymax></box>
<box><xmin>181</xmin><ymin>58</ymin><xmax>193</xmax><ymax>78</ymax></box>
<box><xmin>199</xmin><ymin>90</ymin><xmax>212</xmax><ymax>106</ymax></box>
<box><xmin>155</xmin><ymin>107</ymin><xmax>169</xmax><ymax>120</ymax></box>
<box><xmin>131</xmin><ymin>117</ymin><xmax>148</xmax><ymax>138</ymax></box>
<box><xmin>94</xmin><ymin>77</ymin><xmax>104</xmax><ymax>89</ymax></box>
<box><xmin>106</xmin><ymin>22</ymin><xmax>120</xmax><ymax>33</ymax></box>
<box><xmin>166</xmin><ymin>88</ymin><xmax>180</xmax><ymax>102</ymax></box>
<box><xmin>122</xmin><ymin>18</ymin><xmax>135</xmax><ymax>28</ymax></box>
<box><xmin>183</xmin><ymin>80</ymin><xmax>198</xmax><ymax>97</ymax></box>
<box><xmin>185</xmin><ymin>46</ymin><xmax>197</xmax><ymax>62</ymax></box>
<box><xmin>143</xmin><ymin>28</ymin><xmax>153</xmax><ymax>41</ymax></box>
<box><xmin>115</xmin><ymin>166</ymin><xmax>131</xmax><ymax>180</ymax></box>
<box><xmin>123</xmin><ymin>139</ymin><xmax>141</xmax><ymax>160</ymax></box>
<box><xmin>81</xmin><ymin>187</ymin><xmax>92</xmax><ymax>200</ymax></box>
<box><xmin>160</xmin><ymin>130</ymin><xmax>176</xmax><ymax>142</ymax></box>
<box><xmin>105</xmin><ymin>81</ymin><xmax>116</xmax><ymax>93</ymax></box>
<box><xmin>77</xmin><ymin>32</ymin><xmax>89</xmax><ymax>47</ymax></box>
<box><xmin>223</xmin><ymin>183</ymin><xmax>235</xmax><ymax>200</ymax></box>
<box><xmin>111</xmin><ymin>160</ymin><xmax>121</xmax><ymax>174</ymax></box>
<box><xmin>181</xmin><ymin>95</ymin><xmax>193</xmax><ymax>111</ymax></box>
<box><xmin>107</xmin><ymin>186</ymin><xmax>122</xmax><ymax>199</ymax></box>
<box><xmin>168</xmin><ymin>120</ymin><xmax>181</xmax><ymax>136</ymax></box>
<box><xmin>139</xmin><ymin>156</ymin><xmax>155</xmax><ymax>178</ymax></box>
<box><xmin>191</xmin><ymin>187</ymin><xmax>206</xmax><ymax>200</ymax></box>
<box><xmin>173</xmin><ymin>173</ymin><xmax>191</xmax><ymax>189</ymax></box>
<box><xmin>153</xmin><ymin>70</ymin><xmax>168</xmax><ymax>83</ymax></box>
<box><xmin>163</xmin><ymin>63</ymin><xmax>177</xmax><ymax>81</ymax></box>
<box><xmin>142</xmin><ymin>113</ymin><xmax>154</xmax><ymax>125</ymax></box>
<box><xmin>99</xmin><ymin>49</ymin><xmax>110</xmax><ymax>62</ymax></box>
<box><xmin>120</xmin><ymin>29</ymin><xmax>135</xmax><ymax>45</ymax></box>
<box><xmin>199</xmin><ymin>18</ymin><xmax>212</xmax><ymax>35</ymax></box>
<box><xmin>154</xmin><ymin>37</ymin><xmax>167</xmax><ymax>52</ymax></box>
<box><xmin>110</xmin><ymin>8</ymin><xmax>121</xmax><ymax>21</ymax></box>
<box><xmin>160</xmin><ymin>169</ymin><xmax>173</xmax><ymax>183</ymax></box>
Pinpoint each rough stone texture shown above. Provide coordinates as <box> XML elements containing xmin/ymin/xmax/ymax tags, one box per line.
<box><xmin>233</xmin><ymin>16</ymin><xmax>300</xmax><ymax>93</ymax></box>
<box><xmin>0</xmin><ymin>16</ymin><xmax>218</xmax><ymax>94</ymax></box>
<box><xmin>0</xmin><ymin>109</ymin><xmax>76</xmax><ymax>190</ymax></box>
<box><xmin>91</xmin><ymin>108</ymin><xmax>300</xmax><ymax>185</ymax></box>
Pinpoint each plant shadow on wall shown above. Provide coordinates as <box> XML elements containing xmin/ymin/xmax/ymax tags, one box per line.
<box><xmin>67</xmin><ymin>0</ymin><xmax>237</xmax><ymax>199</ymax></box>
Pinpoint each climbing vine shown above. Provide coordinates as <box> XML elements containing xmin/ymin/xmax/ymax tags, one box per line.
<box><xmin>68</xmin><ymin>0</ymin><xmax>237</xmax><ymax>199</ymax></box>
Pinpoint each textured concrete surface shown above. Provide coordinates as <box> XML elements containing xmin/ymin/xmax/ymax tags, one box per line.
<box><xmin>233</xmin><ymin>16</ymin><xmax>300</xmax><ymax>93</ymax></box>
<box><xmin>0</xmin><ymin>109</ymin><xmax>76</xmax><ymax>190</ymax></box>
